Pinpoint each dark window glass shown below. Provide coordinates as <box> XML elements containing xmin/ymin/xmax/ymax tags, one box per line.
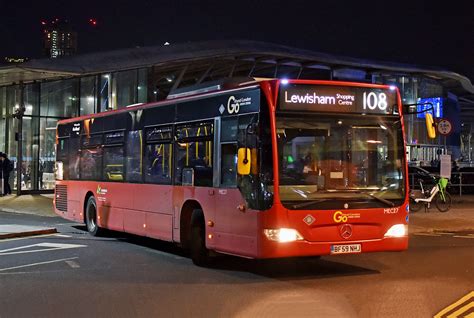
<box><xmin>40</xmin><ymin>79</ymin><xmax>79</xmax><ymax>117</ymax></box>
<box><xmin>81</xmin><ymin>134</ymin><xmax>102</xmax><ymax>147</ymax></box>
<box><xmin>175</xmin><ymin>140</ymin><xmax>213</xmax><ymax>186</ymax></box>
<box><xmin>146</xmin><ymin>126</ymin><xmax>172</xmax><ymax>142</ymax></box>
<box><xmin>126</xmin><ymin>130</ymin><xmax>142</xmax><ymax>182</ymax></box>
<box><xmin>105</xmin><ymin>131</ymin><xmax>125</xmax><ymax>145</ymax></box>
<box><xmin>57</xmin><ymin>138</ymin><xmax>69</xmax><ymax>162</ymax></box>
<box><xmin>80</xmin><ymin>146</ymin><xmax>103</xmax><ymax>180</ymax></box>
<box><xmin>68</xmin><ymin>137</ymin><xmax>80</xmax><ymax>180</ymax></box>
<box><xmin>80</xmin><ymin>76</ymin><xmax>96</xmax><ymax>115</ymax></box>
<box><xmin>104</xmin><ymin>146</ymin><xmax>124</xmax><ymax>181</ymax></box>
<box><xmin>57</xmin><ymin>137</ymin><xmax>69</xmax><ymax>180</ymax></box>
<box><xmin>176</xmin><ymin>122</ymin><xmax>213</xmax><ymax>140</ymax></box>
<box><xmin>221</xmin><ymin>143</ymin><xmax>237</xmax><ymax>187</ymax></box>
<box><xmin>115</xmin><ymin>70</ymin><xmax>137</xmax><ymax>109</ymax></box>
<box><xmin>221</xmin><ymin>117</ymin><xmax>238</xmax><ymax>142</ymax></box>
<box><xmin>145</xmin><ymin>143</ymin><xmax>172</xmax><ymax>184</ymax></box>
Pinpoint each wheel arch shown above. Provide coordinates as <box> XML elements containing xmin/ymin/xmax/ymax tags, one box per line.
<box><xmin>83</xmin><ymin>191</ymin><xmax>95</xmax><ymax>224</ymax></box>
<box><xmin>180</xmin><ymin>199</ymin><xmax>203</xmax><ymax>249</ymax></box>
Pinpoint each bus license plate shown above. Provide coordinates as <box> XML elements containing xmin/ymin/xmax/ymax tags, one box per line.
<box><xmin>331</xmin><ymin>244</ymin><xmax>361</xmax><ymax>254</ymax></box>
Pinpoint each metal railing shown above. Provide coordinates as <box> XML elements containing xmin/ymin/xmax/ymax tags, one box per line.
<box><xmin>409</xmin><ymin>172</ymin><xmax>474</xmax><ymax>196</ymax></box>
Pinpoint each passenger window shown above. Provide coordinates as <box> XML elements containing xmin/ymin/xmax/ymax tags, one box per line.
<box><xmin>68</xmin><ymin>137</ymin><xmax>81</xmax><ymax>180</ymax></box>
<box><xmin>175</xmin><ymin>121</ymin><xmax>214</xmax><ymax>187</ymax></box>
<box><xmin>145</xmin><ymin>143</ymin><xmax>172</xmax><ymax>184</ymax></box>
<box><xmin>126</xmin><ymin>130</ymin><xmax>143</xmax><ymax>182</ymax></box>
<box><xmin>80</xmin><ymin>146</ymin><xmax>103</xmax><ymax>180</ymax></box>
<box><xmin>175</xmin><ymin>140</ymin><xmax>213</xmax><ymax>186</ymax></box>
<box><xmin>103</xmin><ymin>146</ymin><xmax>124</xmax><ymax>181</ymax></box>
<box><xmin>57</xmin><ymin>137</ymin><xmax>69</xmax><ymax>180</ymax></box>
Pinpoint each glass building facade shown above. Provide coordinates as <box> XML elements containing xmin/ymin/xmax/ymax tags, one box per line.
<box><xmin>0</xmin><ymin>68</ymin><xmax>148</xmax><ymax>192</ymax></box>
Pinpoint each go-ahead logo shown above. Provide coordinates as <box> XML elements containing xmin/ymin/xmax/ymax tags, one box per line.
<box><xmin>333</xmin><ymin>211</ymin><xmax>360</xmax><ymax>223</ymax></box>
<box><xmin>96</xmin><ymin>185</ymin><xmax>108</xmax><ymax>195</ymax></box>
<box><xmin>227</xmin><ymin>95</ymin><xmax>252</xmax><ymax>114</ymax></box>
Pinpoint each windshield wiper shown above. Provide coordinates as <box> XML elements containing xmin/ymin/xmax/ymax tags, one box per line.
<box><xmin>363</xmin><ymin>192</ymin><xmax>395</xmax><ymax>207</ymax></box>
<box><xmin>291</xmin><ymin>199</ymin><xmax>331</xmax><ymax>209</ymax></box>
<box><xmin>326</xmin><ymin>189</ymin><xmax>395</xmax><ymax>207</ymax></box>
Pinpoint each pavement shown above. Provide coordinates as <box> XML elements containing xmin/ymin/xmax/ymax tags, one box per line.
<box><xmin>0</xmin><ymin>193</ymin><xmax>473</xmax><ymax>239</ymax></box>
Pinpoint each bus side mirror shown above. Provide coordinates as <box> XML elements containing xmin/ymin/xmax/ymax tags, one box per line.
<box><xmin>237</xmin><ymin>148</ymin><xmax>251</xmax><ymax>175</ymax></box>
<box><xmin>425</xmin><ymin>113</ymin><xmax>436</xmax><ymax>139</ymax></box>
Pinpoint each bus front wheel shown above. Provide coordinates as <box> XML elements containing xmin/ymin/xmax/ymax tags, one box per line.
<box><xmin>190</xmin><ymin>209</ymin><xmax>211</xmax><ymax>266</ymax></box>
<box><xmin>85</xmin><ymin>196</ymin><xmax>102</xmax><ymax>236</ymax></box>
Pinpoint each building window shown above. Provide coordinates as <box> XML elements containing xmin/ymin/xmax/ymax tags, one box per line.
<box><xmin>80</xmin><ymin>76</ymin><xmax>97</xmax><ymax>115</ymax></box>
<box><xmin>100</xmin><ymin>74</ymin><xmax>111</xmax><ymax>112</ymax></box>
<box><xmin>114</xmin><ymin>70</ymin><xmax>137</xmax><ymax>109</ymax></box>
<box><xmin>40</xmin><ymin>79</ymin><xmax>79</xmax><ymax>117</ymax></box>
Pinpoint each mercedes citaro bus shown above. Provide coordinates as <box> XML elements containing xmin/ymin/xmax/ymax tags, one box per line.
<box><xmin>54</xmin><ymin>78</ymin><xmax>411</xmax><ymax>265</ymax></box>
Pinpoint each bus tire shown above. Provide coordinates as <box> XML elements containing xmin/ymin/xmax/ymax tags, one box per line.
<box><xmin>85</xmin><ymin>196</ymin><xmax>103</xmax><ymax>236</ymax></box>
<box><xmin>190</xmin><ymin>209</ymin><xmax>211</xmax><ymax>267</ymax></box>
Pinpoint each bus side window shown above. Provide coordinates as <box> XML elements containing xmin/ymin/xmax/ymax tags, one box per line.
<box><xmin>145</xmin><ymin>143</ymin><xmax>172</xmax><ymax>184</ymax></box>
<box><xmin>68</xmin><ymin>137</ymin><xmax>81</xmax><ymax>180</ymax></box>
<box><xmin>57</xmin><ymin>137</ymin><xmax>70</xmax><ymax>180</ymax></box>
<box><xmin>103</xmin><ymin>146</ymin><xmax>124</xmax><ymax>182</ymax></box>
<box><xmin>126</xmin><ymin>130</ymin><xmax>143</xmax><ymax>182</ymax></box>
<box><xmin>175</xmin><ymin>122</ymin><xmax>213</xmax><ymax>187</ymax></box>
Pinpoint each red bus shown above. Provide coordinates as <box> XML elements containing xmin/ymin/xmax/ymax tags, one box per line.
<box><xmin>54</xmin><ymin>79</ymin><xmax>409</xmax><ymax>265</ymax></box>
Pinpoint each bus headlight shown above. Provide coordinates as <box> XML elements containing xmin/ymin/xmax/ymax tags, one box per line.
<box><xmin>264</xmin><ymin>228</ymin><xmax>304</xmax><ymax>243</ymax></box>
<box><xmin>384</xmin><ymin>224</ymin><xmax>408</xmax><ymax>238</ymax></box>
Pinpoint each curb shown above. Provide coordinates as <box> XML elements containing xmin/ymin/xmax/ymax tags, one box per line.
<box><xmin>0</xmin><ymin>228</ymin><xmax>57</xmax><ymax>240</ymax></box>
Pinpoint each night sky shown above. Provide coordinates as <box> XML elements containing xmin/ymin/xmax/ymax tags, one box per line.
<box><xmin>1</xmin><ymin>0</ymin><xmax>473</xmax><ymax>80</ymax></box>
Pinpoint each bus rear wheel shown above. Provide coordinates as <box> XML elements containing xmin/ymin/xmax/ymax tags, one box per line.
<box><xmin>85</xmin><ymin>196</ymin><xmax>103</xmax><ymax>236</ymax></box>
<box><xmin>190</xmin><ymin>209</ymin><xmax>211</xmax><ymax>267</ymax></box>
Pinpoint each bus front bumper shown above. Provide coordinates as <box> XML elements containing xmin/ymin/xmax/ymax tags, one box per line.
<box><xmin>256</xmin><ymin>236</ymin><xmax>408</xmax><ymax>259</ymax></box>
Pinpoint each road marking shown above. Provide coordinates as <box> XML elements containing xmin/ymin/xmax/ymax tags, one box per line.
<box><xmin>65</xmin><ymin>260</ymin><xmax>80</xmax><ymax>268</ymax></box>
<box><xmin>414</xmin><ymin>232</ymin><xmax>474</xmax><ymax>239</ymax></box>
<box><xmin>0</xmin><ymin>242</ymin><xmax>86</xmax><ymax>256</ymax></box>
<box><xmin>413</xmin><ymin>233</ymin><xmax>442</xmax><ymax>237</ymax></box>
<box><xmin>54</xmin><ymin>234</ymin><xmax>72</xmax><ymax>237</ymax></box>
<box><xmin>0</xmin><ymin>257</ymin><xmax>79</xmax><ymax>272</ymax></box>
<box><xmin>435</xmin><ymin>291</ymin><xmax>474</xmax><ymax>318</ymax></box>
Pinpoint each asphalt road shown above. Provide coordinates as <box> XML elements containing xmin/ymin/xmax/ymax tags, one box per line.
<box><xmin>0</xmin><ymin>212</ymin><xmax>473</xmax><ymax>318</ymax></box>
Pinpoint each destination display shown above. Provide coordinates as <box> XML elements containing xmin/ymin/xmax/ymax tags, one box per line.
<box><xmin>279</xmin><ymin>84</ymin><xmax>398</xmax><ymax>114</ymax></box>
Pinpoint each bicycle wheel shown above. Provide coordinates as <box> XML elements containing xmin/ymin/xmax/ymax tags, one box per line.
<box><xmin>409</xmin><ymin>197</ymin><xmax>424</xmax><ymax>213</ymax></box>
<box><xmin>435</xmin><ymin>192</ymin><xmax>451</xmax><ymax>212</ymax></box>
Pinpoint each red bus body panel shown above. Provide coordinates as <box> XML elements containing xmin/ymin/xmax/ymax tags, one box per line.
<box><xmin>54</xmin><ymin>180</ymin><xmax>408</xmax><ymax>259</ymax></box>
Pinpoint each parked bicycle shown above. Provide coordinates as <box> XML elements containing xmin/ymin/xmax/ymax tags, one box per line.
<box><xmin>409</xmin><ymin>176</ymin><xmax>451</xmax><ymax>212</ymax></box>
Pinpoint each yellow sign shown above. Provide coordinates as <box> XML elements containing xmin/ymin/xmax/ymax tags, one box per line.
<box><xmin>434</xmin><ymin>291</ymin><xmax>474</xmax><ymax>318</ymax></box>
<box><xmin>333</xmin><ymin>211</ymin><xmax>360</xmax><ymax>223</ymax></box>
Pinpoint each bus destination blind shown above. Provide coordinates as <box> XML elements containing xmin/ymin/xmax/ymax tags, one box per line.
<box><xmin>279</xmin><ymin>84</ymin><xmax>397</xmax><ymax>114</ymax></box>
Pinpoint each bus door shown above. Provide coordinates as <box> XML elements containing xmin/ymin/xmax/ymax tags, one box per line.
<box><xmin>172</xmin><ymin>121</ymin><xmax>216</xmax><ymax>242</ymax></box>
<box><xmin>213</xmin><ymin>115</ymin><xmax>259</xmax><ymax>256</ymax></box>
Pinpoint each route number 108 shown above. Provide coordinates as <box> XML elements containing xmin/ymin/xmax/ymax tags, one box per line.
<box><xmin>363</xmin><ymin>92</ymin><xmax>388</xmax><ymax>111</ymax></box>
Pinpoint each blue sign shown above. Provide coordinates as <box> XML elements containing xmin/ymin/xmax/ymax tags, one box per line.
<box><xmin>417</xmin><ymin>97</ymin><xmax>443</xmax><ymax>118</ymax></box>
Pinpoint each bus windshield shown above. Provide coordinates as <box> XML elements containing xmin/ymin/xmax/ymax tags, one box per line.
<box><xmin>276</xmin><ymin>114</ymin><xmax>405</xmax><ymax>209</ymax></box>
